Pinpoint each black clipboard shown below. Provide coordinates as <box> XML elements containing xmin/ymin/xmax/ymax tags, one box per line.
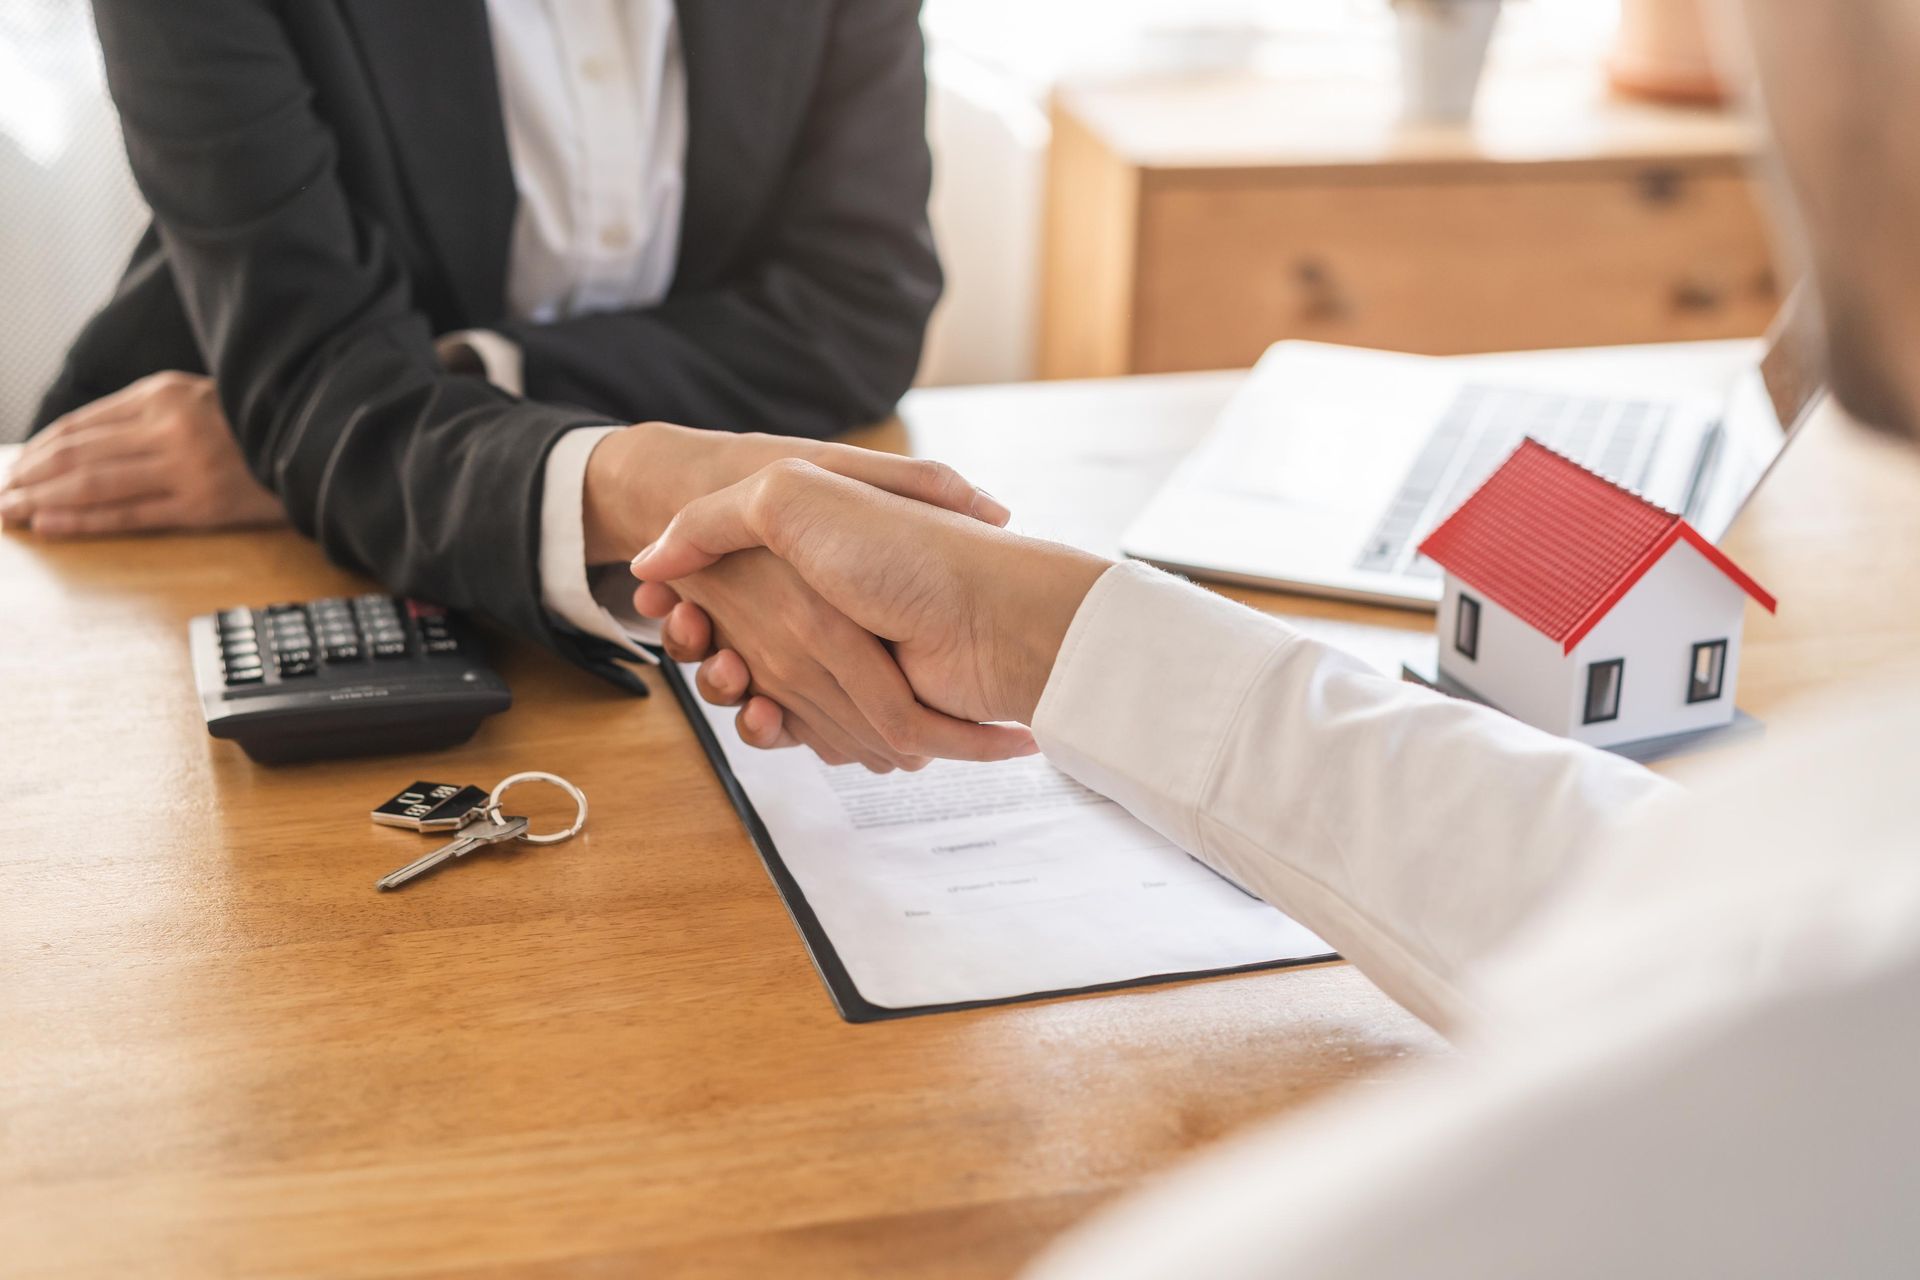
<box><xmin>663</xmin><ymin>662</ymin><xmax>1335</xmax><ymax>1022</ymax></box>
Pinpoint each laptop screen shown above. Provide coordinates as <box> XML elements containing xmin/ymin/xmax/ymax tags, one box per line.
<box><xmin>1694</xmin><ymin>288</ymin><xmax>1829</xmax><ymax>541</ymax></box>
<box><xmin>1759</xmin><ymin>287</ymin><xmax>1830</xmax><ymax>437</ymax></box>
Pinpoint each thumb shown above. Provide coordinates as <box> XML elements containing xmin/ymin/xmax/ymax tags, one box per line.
<box><xmin>628</xmin><ymin>479</ymin><xmax>764</xmax><ymax>581</ymax></box>
<box><xmin>630</xmin><ymin>459</ymin><xmax>859</xmax><ymax>581</ymax></box>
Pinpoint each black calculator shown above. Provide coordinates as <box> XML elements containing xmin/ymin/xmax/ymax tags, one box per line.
<box><xmin>189</xmin><ymin>595</ymin><xmax>511</xmax><ymax>763</ymax></box>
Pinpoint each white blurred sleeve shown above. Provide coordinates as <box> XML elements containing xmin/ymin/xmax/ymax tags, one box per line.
<box><xmin>1032</xmin><ymin>561</ymin><xmax>1673</xmax><ymax>1030</ymax></box>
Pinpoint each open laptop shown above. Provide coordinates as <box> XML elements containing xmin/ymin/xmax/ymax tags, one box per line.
<box><xmin>1121</xmin><ymin>294</ymin><xmax>1828</xmax><ymax>609</ymax></box>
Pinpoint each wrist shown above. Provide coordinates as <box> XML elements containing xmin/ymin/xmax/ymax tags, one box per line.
<box><xmin>980</xmin><ymin>538</ymin><xmax>1111</xmax><ymax>724</ymax></box>
<box><xmin>582</xmin><ymin>423</ymin><xmax>672</xmax><ymax>564</ymax></box>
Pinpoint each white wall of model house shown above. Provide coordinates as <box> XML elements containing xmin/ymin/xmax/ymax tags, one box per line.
<box><xmin>1437</xmin><ymin>540</ymin><xmax>1750</xmax><ymax>749</ymax></box>
<box><xmin>1437</xmin><ymin>582</ymin><xmax>1572</xmax><ymax>730</ymax></box>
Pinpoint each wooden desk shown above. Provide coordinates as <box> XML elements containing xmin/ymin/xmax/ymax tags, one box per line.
<box><xmin>4</xmin><ymin>380</ymin><xmax>1916</xmax><ymax>1278</ymax></box>
<box><xmin>1040</xmin><ymin>67</ymin><xmax>1779</xmax><ymax>378</ymax></box>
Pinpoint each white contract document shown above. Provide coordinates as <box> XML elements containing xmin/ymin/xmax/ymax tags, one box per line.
<box><xmin>677</xmin><ymin>666</ymin><xmax>1331</xmax><ymax>1016</ymax></box>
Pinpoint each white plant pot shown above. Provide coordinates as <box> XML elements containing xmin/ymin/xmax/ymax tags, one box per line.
<box><xmin>1394</xmin><ymin>0</ymin><xmax>1502</xmax><ymax>124</ymax></box>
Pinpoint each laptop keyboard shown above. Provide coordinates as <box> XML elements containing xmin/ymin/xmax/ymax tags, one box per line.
<box><xmin>1355</xmin><ymin>384</ymin><xmax>1672</xmax><ymax>577</ymax></box>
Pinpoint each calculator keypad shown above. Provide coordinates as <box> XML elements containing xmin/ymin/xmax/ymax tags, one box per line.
<box><xmin>215</xmin><ymin>596</ymin><xmax>459</xmax><ymax>687</ymax></box>
<box><xmin>217</xmin><ymin>608</ymin><xmax>265</xmax><ymax>685</ymax></box>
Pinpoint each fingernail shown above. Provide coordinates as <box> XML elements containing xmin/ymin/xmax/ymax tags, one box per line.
<box><xmin>628</xmin><ymin>541</ymin><xmax>656</xmax><ymax>573</ymax></box>
<box><xmin>972</xmin><ymin>489</ymin><xmax>1011</xmax><ymax>525</ymax></box>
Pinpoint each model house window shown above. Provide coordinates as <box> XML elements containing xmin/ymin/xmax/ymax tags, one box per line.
<box><xmin>1454</xmin><ymin>594</ymin><xmax>1481</xmax><ymax>659</ymax></box>
<box><xmin>1584</xmin><ymin>658</ymin><xmax>1624</xmax><ymax>724</ymax></box>
<box><xmin>1688</xmin><ymin>640</ymin><xmax>1728</xmax><ymax>703</ymax></box>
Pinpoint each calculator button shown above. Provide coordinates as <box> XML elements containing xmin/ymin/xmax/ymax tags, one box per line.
<box><xmin>223</xmin><ymin>666</ymin><xmax>265</xmax><ymax>685</ymax></box>
<box><xmin>217</xmin><ymin>607</ymin><xmax>254</xmax><ymax>631</ymax></box>
<box><xmin>424</xmin><ymin>638</ymin><xmax>460</xmax><ymax>655</ymax></box>
<box><xmin>324</xmin><ymin>642</ymin><xmax>363</xmax><ymax>662</ymax></box>
<box><xmin>275</xmin><ymin>646</ymin><xmax>314</xmax><ymax>666</ymax></box>
<box><xmin>372</xmin><ymin>639</ymin><xmax>409</xmax><ymax>659</ymax></box>
<box><xmin>276</xmin><ymin>659</ymin><xmax>317</xmax><ymax>678</ymax></box>
<box><xmin>221</xmin><ymin>639</ymin><xmax>260</xmax><ymax>659</ymax></box>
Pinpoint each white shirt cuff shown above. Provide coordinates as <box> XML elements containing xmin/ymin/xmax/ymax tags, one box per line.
<box><xmin>537</xmin><ymin>425</ymin><xmax>662</xmax><ymax>662</ymax></box>
<box><xmin>437</xmin><ymin>329</ymin><xmax>527</xmax><ymax>396</ymax></box>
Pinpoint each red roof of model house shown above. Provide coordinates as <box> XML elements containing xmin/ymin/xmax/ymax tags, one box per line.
<box><xmin>1417</xmin><ymin>439</ymin><xmax>1777</xmax><ymax>654</ymax></box>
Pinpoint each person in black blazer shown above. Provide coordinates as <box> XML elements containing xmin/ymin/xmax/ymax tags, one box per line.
<box><xmin>0</xmin><ymin>0</ymin><xmax>1021</xmax><ymax>769</ymax></box>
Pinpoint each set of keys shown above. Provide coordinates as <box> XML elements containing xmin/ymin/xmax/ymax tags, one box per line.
<box><xmin>370</xmin><ymin>771</ymin><xmax>588</xmax><ymax>891</ymax></box>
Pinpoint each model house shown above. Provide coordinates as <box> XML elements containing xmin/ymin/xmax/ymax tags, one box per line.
<box><xmin>1418</xmin><ymin>440</ymin><xmax>1776</xmax><ymax>750</ymax></box>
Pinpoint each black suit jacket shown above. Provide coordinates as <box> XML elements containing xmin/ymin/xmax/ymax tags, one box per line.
<box><xmin>39</xmin><ymin>0</ymin><xmax>940</xmax><ymax>686</ymax></box>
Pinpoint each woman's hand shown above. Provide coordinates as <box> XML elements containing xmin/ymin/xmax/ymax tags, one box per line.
<box><xmin>630</xmin><ymin>460</ymin><xmax>1112</xmax><ymax>759</ymax></box>
<box><xmin>588</xmin><ymin>423</ymin><xmax>1035</xmax><ymax>770</ymax></box>
<box><xmin>0</xmin><ymin>373</ymin><xmax>285</xmax><ymax>536</ymax></box>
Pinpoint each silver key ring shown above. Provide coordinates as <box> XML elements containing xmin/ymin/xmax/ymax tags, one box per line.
<box><xmin>484</xmin><ymin>771</ymin><xmax>588</xmax><ymax>846</ymax></box>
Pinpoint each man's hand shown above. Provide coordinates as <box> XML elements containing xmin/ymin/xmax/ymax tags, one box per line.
<box><xmin>580</xmin><ymin>421</ymin><xmax>1010</xmax><ymax>565</ymax></box>
<box><xmin>587</xmin><ymin>424</ymin><xmax>1034</xmax><ymax>770</ymax></box>
<box><xmin>629</xmin><ymin>460</ymin><xmax>1112</xmax><ymax>755</ymax></box>
<box><xmin>0</xmin><ymin>373</ymin><xmax>285</xmax><ymax>536</ymax></box>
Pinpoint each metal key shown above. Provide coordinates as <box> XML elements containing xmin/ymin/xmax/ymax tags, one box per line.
<box><xmin>376</xmin><ymin>814</ymin><xmax>528</xmax><ymax>891</ymax></box>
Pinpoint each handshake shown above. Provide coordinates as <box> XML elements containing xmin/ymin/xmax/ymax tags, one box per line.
<box><xmin>587</xmin><ymin>422</ymin><xmax>1112</xmax><ymax>771</ymax></box>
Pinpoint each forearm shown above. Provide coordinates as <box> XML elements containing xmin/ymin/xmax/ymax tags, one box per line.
<box><xmin>1030</xmin><ymin>562</ymin><xmax>1677</xmax><ymax>1031</ymax></box>
<box><xmin>90</xmin><ymin>0</ymin><xmax>612</xmax><ymax>647</ymax></box>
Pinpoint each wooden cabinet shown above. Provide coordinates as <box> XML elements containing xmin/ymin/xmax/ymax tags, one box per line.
<box><xmin>1039</xmin><ymin>69</ymin><xmax>1779</xmax><ymax>378</ymax></box>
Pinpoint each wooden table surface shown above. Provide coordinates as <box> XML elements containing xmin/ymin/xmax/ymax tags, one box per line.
<box><xmin>4</xmin><ymin>374</ymin><xmax>1916</xmax><ymax>1279</ymax></box>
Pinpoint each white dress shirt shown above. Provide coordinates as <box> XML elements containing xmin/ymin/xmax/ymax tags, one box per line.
<box><xmin>445</xmin><ymin>0</ymin><xmax>685</xmax><ymax>656</ymax></box>
<box><xmin>1023</xmin><ymin>561</ymin><xmax>1920</xmax><ymax>1278</ymax></box>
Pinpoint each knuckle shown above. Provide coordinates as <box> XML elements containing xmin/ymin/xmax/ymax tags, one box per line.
<box><xmin>758</xmin><ymin>650</ymin><xmax>799</xmax><ymax>687</ymax></box>
<box><xmin>914</xmin><ymin>458</ymin><xmax>964</xmax><ymax>499</ymax></box>
<box><xmin>761</xmin><ymin>456</ymin><xmax>819</xmax><ymax>493</ymax></box>
<box><xmin>869</xmin><ymin>702</ymin><xmax>923</xmax><ymax>756</ymax></box>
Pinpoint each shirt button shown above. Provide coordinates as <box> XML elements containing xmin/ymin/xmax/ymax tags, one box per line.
<box><xmin>601</xmin><ymin>224</ymin><xmax>633</xmax><ymax>251</ymax></box>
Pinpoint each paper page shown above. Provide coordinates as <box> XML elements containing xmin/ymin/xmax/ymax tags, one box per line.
<box><xmin>687</xmin><ymin>668</ymin><xmax>1330</xmax><ymax>1010</ymax></box>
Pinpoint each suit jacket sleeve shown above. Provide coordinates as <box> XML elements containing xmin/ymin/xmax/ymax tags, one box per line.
<box><xmin>86</xmin><ymin>0</ymin><xmax>629</xmax><ymax>678</ymax></box>
<box><xmin>502</xmin><ymin>0</ymin><xmax>942</xmax><ymax>438</ymax></box>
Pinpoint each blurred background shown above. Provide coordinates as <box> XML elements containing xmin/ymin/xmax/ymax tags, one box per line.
<box><xmin>1</xmin><ymin>0</ymin><xmax>1766</xmax><ymax>438</ymax></box>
